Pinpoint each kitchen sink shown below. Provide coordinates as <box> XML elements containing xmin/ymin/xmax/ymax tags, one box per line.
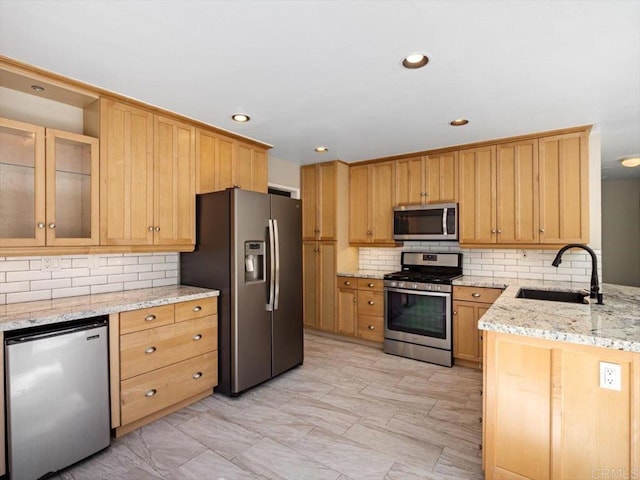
<box><xmin>515</xmin><ymin>288</ymin><xmax>589</xmax><ymax>304</ymax></box>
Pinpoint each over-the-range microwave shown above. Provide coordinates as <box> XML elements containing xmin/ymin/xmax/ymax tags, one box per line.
<box><xmin>393</xmin><ymin>203</ymin><xmax>458</xmax><ymax>241</ymax></box>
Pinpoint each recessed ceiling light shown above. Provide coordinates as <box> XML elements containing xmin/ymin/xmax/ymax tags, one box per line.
<box><xmin>621</xmin><ymin>156</ymin><xmax>640</xmax><ymax>167</ymax></box>
<box><xmin>30</xmin><ymin>85</ymin><xmax>45</xmax><ymax>93</ymax></box>
<box><xmin>315</xmin><ymin>147</ymin><xmax>329</xmax><ymax>153</ymax></box>
<box><xmin>450</xmin><ymin>119</ymin><xmax>469</xmax><ymax>126</ymax></box>
<box><xmin>401</xmin><ymin>53</ymin><xmax>429</xmax><ymax>69</ymax></box>
<box><xmin>231</xmin><ymin>113</ymin><xmax>250</xmax><ymax>123</ymax></box>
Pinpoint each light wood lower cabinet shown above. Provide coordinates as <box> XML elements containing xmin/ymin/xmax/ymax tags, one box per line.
<box><xmin>112</xmin><ymin>297</ymin><xmax>218</xmax><ymax>436</ymax></box>
<box><xmin>484</xmin><ymin>331</ymin><xmax>640</xmax><ymax>479</ymax></box>
<box><xmin>452</xmin><ymin>286</ymin><xmax>502</xmax><ymax>368</ymax></box>
<box><xmin>336</xmin><ymin>276</ymin><xmax>384</xmax><ymax>343</ymax></box>
<box><xmin>303</xmin><ymin>241</ymin><xmax>336</xmax><ymax>331</ymax></box>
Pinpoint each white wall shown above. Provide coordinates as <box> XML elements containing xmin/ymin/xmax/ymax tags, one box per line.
<box><xmin>268</xmin><ymin>155</ymin><xmax>300</xmax><ymax>192</ymax></box>
<box><xmin>601</xmin><ymin>178</ymin><xmax>640</xmax><ymax>286</ymax></box>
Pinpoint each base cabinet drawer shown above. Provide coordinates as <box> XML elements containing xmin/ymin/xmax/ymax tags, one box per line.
<box><xmin>121</xmin><ymin>315</ymin><xmax>217</xmax><ymax>379</ymax></box>
<box><xmin>358</xmin><ymin>315</ymin><xmax>384</xmax><ymax>342</ymax></box>
<box><xmin>120</xmin><ymin>304</ymin><xmax>175</xmax><ymax>334</ymax></box>
<box><xmin>175</xmin><ymin>297</ymin><xmax>217</xmax><ymax>322</ymax></box>
<box><xmin>120</xmin><ymin>351</ymin><xmax>217</xmax><ymax>425</ymax></box>
<box><xmin>357</xmin><ymin>291</ymin><xmax>383</xmax><ymax>317</ymax></box>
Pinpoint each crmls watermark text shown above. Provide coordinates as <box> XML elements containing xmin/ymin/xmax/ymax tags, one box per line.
<box><xmin>591</xmin><ymin>468</ymin><xmax>640</xmax><ymax>479</ymax></box>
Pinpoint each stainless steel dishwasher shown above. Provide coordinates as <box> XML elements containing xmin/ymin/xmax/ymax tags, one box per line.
<box><xmin>5</xmin><ymin>316</ymin><xmax>111</xmax><ymax>480</ymax></box>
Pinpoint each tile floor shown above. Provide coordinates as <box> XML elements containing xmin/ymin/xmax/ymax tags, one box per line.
<box><xmin>55</xmin><ymin>332</ymin><xmax>485</xmax><ymax>479</ymax></box>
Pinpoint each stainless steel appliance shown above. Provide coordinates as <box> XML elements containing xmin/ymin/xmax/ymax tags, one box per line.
<box><xmin>181</xmin><ymin>188</ymin><xmax>303</xmax><ymax>395</ymax></box>
<box><xmin>384</xmin><ymin>252</ymin><xmax>462</xmax><ymax>366</ymax></box>
<box><xmin>393</xmin><ymin>203</ymin><xmax>458</xmax><ymax>241</ymax></box>
<box><xmin>5</xmin><ymin>316</ymin><xmax>110</xmax><ymax>480</ymax></box>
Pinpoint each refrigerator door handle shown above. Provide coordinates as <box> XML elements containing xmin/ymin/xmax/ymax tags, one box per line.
<box><xmin>273</xmin><ymin>218</ymin><xmax>281</xmax><ymax>311</ymax></box>
<box><xmin>267</xmin><ymin>219</ymin><xmax>276</xmax><ymax>311</ymax></box>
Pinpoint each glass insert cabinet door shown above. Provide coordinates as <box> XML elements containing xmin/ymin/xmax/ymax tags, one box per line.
<box><xmin>0</xmin><ymin>118</ymin><xmax>46</xmax><ymax>247</ymax></box>
<box><xmin>45</xmin><ymin>129</ymin><xmax>99</xmax><ymax>246</ymax></box>
<box><xmin>0</xmin><ymin>117</ymin><xmax>99</xmax><ymax>248</ymax></box>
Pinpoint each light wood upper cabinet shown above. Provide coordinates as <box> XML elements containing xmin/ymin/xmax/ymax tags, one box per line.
<box><xmin>195</xmin><ymin>129</ymin><xmax>234</xmax><ymax>193</ymax></box>
<box><xmin>100</xmin><ymin>99</ymin><xmax>154</xmax><ymax>246</ymax></box>
<box><xmin>196</xmin><ymin>133</ymin><xmax>268</xmax><ymax>194</ymax></box>
<box><xmin>395</xmin><ymin>153</ymin><xmax>458</xmax><ymax>206</ymax></box>
<box><xmin>495</xmin><ymin>139</ymin><xmax>539</xmax><ymax>244</ymax></box>
<box><xmin>153</xmin><ymin>115</ymin><xmax>195</xmax><ymax>246</ymax></box>
<box><xmin>459</xmin><ymin>146</ymin><xmax>497</xmax><ymax>244</ymax></box>
<box><xmin>101</xmin><ymin>100</ymin><xmax>195</xmax><ymax>247</ymax></box>
<box><xmin>539</xmin><ymin>131</ymin><xmax>589</xmax><ymax>244</ymax></box>
<box><xmin>301</xmin><ymin>162</ymin><xmax>337</xmax><ymax>240</ymax></box>
<box><xmin>1</xmin><ymin>117</ymin><xmax>98</xmax><ymax>248</ymax></box>
<box><xmin>349</xmin><ymin>161</ymin><xmax>395</xmax><ymax>245</ymax></box>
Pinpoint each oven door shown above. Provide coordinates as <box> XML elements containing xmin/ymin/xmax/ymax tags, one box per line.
<box><xmin>384</xmin><ymin>287</ymin><xmax>451</xmax><ymax>350</ymax></box>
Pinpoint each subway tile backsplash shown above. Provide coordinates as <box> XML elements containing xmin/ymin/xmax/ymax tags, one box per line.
<box><xmin>359</xmin><ymin>242</ymin><xmax>602</xmax><ymax>284</ymax></box>
<box><xmin>0</xmin><ymin>253</ymin><xmax>179</xmax><ymax>305</ymax></box>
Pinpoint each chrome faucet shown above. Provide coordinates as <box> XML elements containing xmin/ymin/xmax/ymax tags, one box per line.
<box><xmin>552</xmin><ymin>243</ymin><xmax>603</xmax><ymax>304</ymax></box>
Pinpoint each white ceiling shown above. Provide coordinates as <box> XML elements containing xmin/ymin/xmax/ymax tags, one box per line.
<box><xmin>1</xmin><ymin>0</ymin><xmax>639</xmax><ymax>179</ymax></box>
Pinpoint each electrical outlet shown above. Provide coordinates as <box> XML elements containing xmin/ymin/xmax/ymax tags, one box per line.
<box><xmin>599</xmin><ymin>362</ymin><xmax>622</xmax><ymax>391</ymax></box>
<box><xmin>41</xmin><ymin>256</ymin><xmax>60</xmax><ymax>271</ymax></box>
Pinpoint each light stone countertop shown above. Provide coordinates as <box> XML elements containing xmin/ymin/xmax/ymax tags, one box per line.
<box><xmin>0</xmin><ymin>285</ymin><xmax>219</xmax><ymax>332</ymax></box>
<box><xmin>337</xmin><ymin>270</ymin><xmax>393</xmax><ymax>280</ymax></box>
<box><xmin>457</xmin><ymin>277</ymin><xmax>640</xmax><ymax>353</ymax></box>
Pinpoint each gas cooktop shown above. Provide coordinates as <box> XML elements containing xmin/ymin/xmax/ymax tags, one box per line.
<box><xmin>383</xmin><ymin>252</ymin><xmax>463</xmax><ymax>286</ymax></box>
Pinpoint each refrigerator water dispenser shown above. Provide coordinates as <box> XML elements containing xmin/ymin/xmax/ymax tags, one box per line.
<box><xmin>245</xmin><ymin>241</ymin><xmax>265</xmax><ymax>283</ymax></box>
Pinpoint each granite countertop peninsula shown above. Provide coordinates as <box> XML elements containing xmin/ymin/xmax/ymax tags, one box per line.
<box><xmin>337</xmin><ymin>270</ymin><xmax>393</xmax><ymax>280</ymax></box>
<box><xmin>0</xmin><ymin>285</ymin><xmax>219</xmax><ymax>332</ymax></box>
<box><xmin>472</xmin><ymin>278</ymin><xmax>640</xmax><ymax>353</ymax></box>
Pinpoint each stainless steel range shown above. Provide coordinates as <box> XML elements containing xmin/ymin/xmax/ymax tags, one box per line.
<box><xmin>384</xmin><ymin>252</ymin><xmax>462</xmax><ymax>367</ymax></box>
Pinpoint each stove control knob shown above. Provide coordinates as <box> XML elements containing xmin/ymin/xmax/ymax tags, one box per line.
<box><xmin>390</xmin><ymin>281</ymin><xmax>397</xmax><ymax>288</ymax></box>
<box><xmin>436</xmin><ymin>285</ymin><xmax>441</xmax><ymax>291</ymax></box>
<box><xmin>398</xmin><ymin>282</ymin><xmax>404</xmax><ymax>288</ymax></box>
<box><xmin>412</xmin><ymin>283</ymin><xmax>418</xmax><ymax>289</ymax></box>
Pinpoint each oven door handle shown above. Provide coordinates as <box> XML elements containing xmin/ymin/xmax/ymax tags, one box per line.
<box><xmin>385</xmin><ymin>287</ymin><xmax>452</xmax><ymax>297</ymax></box>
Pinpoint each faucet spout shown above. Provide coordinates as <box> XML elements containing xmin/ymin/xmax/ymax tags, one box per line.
<box><xmin>551</xmin><ymin>243</ymin><xmax>603</xmax><ymax>304</ymax></box>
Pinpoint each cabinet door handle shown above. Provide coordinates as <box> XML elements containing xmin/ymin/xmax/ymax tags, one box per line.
<box><xmin>48</xmin><ymin>223</ymin><xmax>56</xmax><ymax>229</ymax></box>
<box><xmin>540</xmin><ymin>228</ymin><xmax>545</xmax><ymax>233</ymax></box>
<box><xmin>453</xmin><ymin>311</ymin><xmax>457</xmax><ymax>315</ymax></box>
<box><xmin>368</xmin><ymin>325</ymin><xmax>375</xmax><ymax>330</ymax></box>
<box><xmin>37</xmin><ymin>222</ymin><xmax>45</xmax><ymax>229</ymax></box>
<box><xmin>145</xmin><ymin>346</ymin><xmax>156</xmax><ymax>354</ymax></box>
<box><xmin>344</xmin><ymin>281</ymin><xmax>351</xmax><ymax>286</ymax></box>
<box><xmin>472</xmin><ymin>293</ymin><xmax>481</xmax><ymax>298</ymax></box>
<box><xmin>491</xmin><ymin>229</ymin><xmax>496</xmax><ymax>233</ymax></box>
<box><xmin>145</xmin><ymin>314</ymin><xmax>156</xmax><ymax>322</ymax></box>
<box><xmin>497</xmin><ymin>229</ymin><xmax>502</xmax><ymax>233</ymax></box>
<box><xmin>155</xmin><ymin>226</ymin><xmax>160</xmax><ymax>232</ymax></box>
<box><xmin>145</xmin><ymin>389</ymin><xmax>157</xmax><ymax>397</ymax></box>
<box><xmin>353</xmin><ymin>297</ymin><xmax>357</xmax><ymax>303</ymax></box>
<box><xmin>148</xmin><ymin>226</ymin><xmax>154</xmax><ymax>231</ymax></box>
<box><xmin>368</xmin><ymin>300</ymin><xmax>375</xmax><ymax>305</ymax></box>
<box><xmin>192</xmin><ymin>306</ymin><xmax>202</xmax><ymax>312</ymax></box>
<box><xmin>193</xmin><ymin>334</ymin><xmax>202</xmax><ymax>341</ymax></box>
<box><xmin>368</xmin><ymin>283</ymin><xmax>374</xmax><ymax>288</ymax></box>
<box><xmin>192</xmin><ymin>372</ymin><xmax>203</xmax><ymax>379</ymax></box>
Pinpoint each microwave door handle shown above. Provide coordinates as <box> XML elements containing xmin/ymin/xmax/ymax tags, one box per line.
<box><xmin>442</xmin><ymin>208</ymin><xmax>448</xmax><ymax>235</ymax></box>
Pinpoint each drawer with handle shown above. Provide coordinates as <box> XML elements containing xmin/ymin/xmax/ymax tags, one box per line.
<box><xmin>337</xmin><ymin>277</ymin><xmax>357</xmax><ymax>290</ymax></box>
<box><xmin>357</xmin><ymin>278</ymin><xmax>383</xmax><ymax>291</ymax></box>
<box><xmin>357</xmin><ymin>290</ymin><xmax>383</xmax><ymax>316</ymax></box>
<box><xmin>357</xmin><ymin>315</ymin><xmax>384</xmax><ymax>342</ymax></box>
<box><xmin>120</xmin><ymin>316</ymin><xmax>217</xmax><ymax>380</ymax></box>
<box><xmin>175</xmin><ymin>297</ymin><xmax>217</xmax><ymax>322</ymax></box>
<box><xmin>120</xmin><ymin>351</ymin><xmax>217</xmax><ymax>425</ymax></box>
<box><xmin>120</xmin><ymin>304</ymin><xmax>174</xmax><ymax>334</ymax></box>
<box><xmin>452</xmin><ymin>286</ymin><xmax>502</xmax><ymax>304</ymax></box>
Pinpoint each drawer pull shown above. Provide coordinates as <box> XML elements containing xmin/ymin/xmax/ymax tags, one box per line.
<box><xmin>193</xmin><ymin>334</ymin><xmax>202</xmax><ymax>341</ymax></box>
<box><xmin>368</xmin><ymin>325</ymin><xmax>375</xmax><ymax>330</ymax></box>
<box><xmin>368</xmin><ymin>301</ymin><xmax>375</xmax><ymax>305</ymax></box>
<box><xmin>472</xmin><ymin>293</ymin><xmax>481</xmax><ymax>298</ymax></box>
<box><xmin>145</xmin><ymin>346</ymin><xmax>156</xmax><ymax>354</ymax></box>
<box><xmin>145</xmin><ymin>314</ymin><xmax>156</xmax><ymax>322</ymax></box>
<box><xmin>145</xmin><ymin>389</ymin><xmax>157</xmax><ymax>397</ymax></box>
<box><xmin>192</xmin><ymin>306</ymin><xmax>202</xmax><ymax>312</ymax></box>
<box><xmin>368</xmin><ymin>283</ymin><xmax>374</xmax><ymax>288</ymax></box>
<box><xmin>344</xmin><ymin>281</ymin><xmax>351</xmax><ymax>286</ymax></box>
<box><xmin>193</xmin><ymin>372</ymin><xmax>203</xmax><ymax>379</ymax></box>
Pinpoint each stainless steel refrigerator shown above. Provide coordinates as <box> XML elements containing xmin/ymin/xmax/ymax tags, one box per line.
<box><xmin>180</xmin><ymin>188</ymin><xmax>303</xmax><ymax>395</ymax></box>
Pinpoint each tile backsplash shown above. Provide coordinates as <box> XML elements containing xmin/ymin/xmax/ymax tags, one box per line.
<box><xmin>359</xmin><ymin>242</ymin><xmax>602</xmax><ymax>284</ymax></box>
<box><xmin>0</xmin><ymin>253</ymin><xmax>179</xmax><ymax>305</ymax></box>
